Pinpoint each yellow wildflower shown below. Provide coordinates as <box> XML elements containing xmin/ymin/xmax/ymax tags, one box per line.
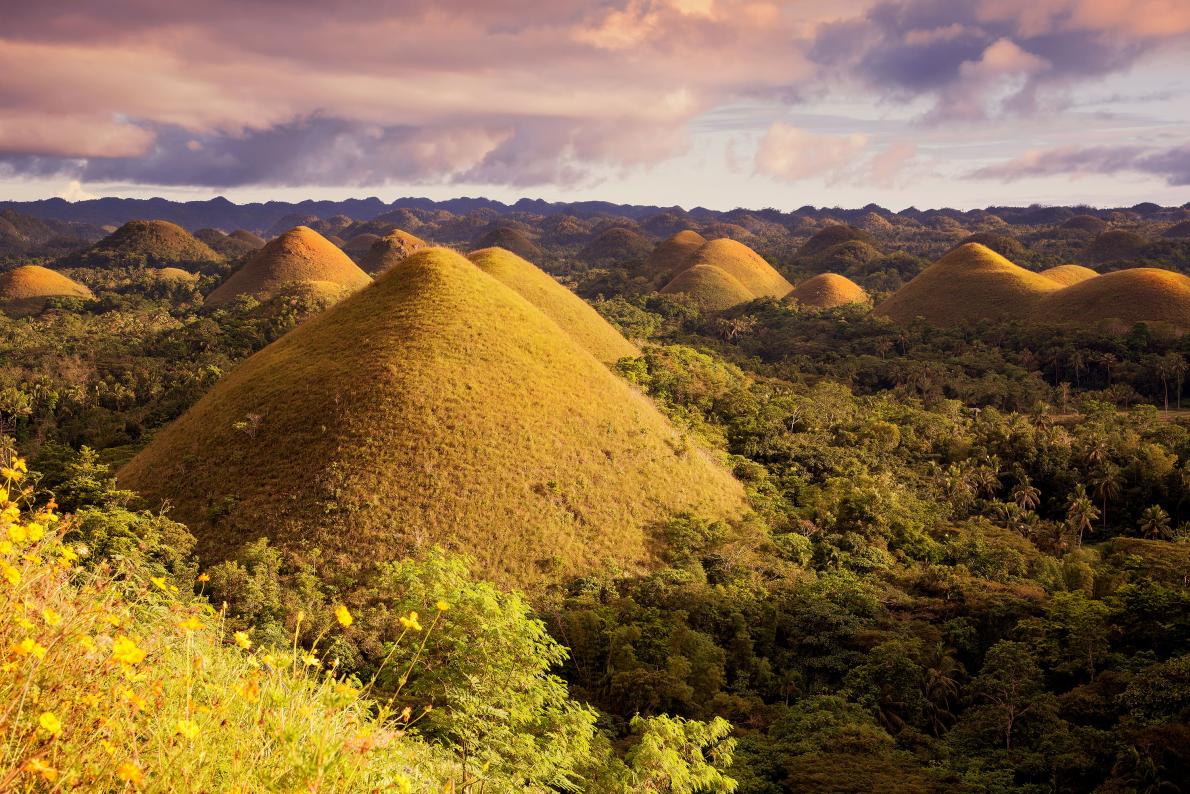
<box><xmin>1</xmin><ymin>466</ymin><xmax>24</xmax><ymax>482</ymax></box>
<box><xmin>38</xmin><ymin>711</ymin><xmax>62</xmax><ymax>737</ymax></box>
<box><xmin>14</xmin><ymin>638</ymin><xmax>47</xmax><ymax>660</ymax></box>
<box><xmin>150</xmin><ymin>576</ymin><xmax>167</xmax><ymax>591</ymax></box>
<box><xmin>111</xmin><ymin>635</ymin><xmax>146</xmax><ymax>666</ymax></box>
<box><xmin>238</xmin><ymin>678</ymin><xmax>260</xmax><ymax>703</ymax></box>
<box><xmin>175</xmin><ymin>719</ymin><xmax>200</xmax><ymax>740</ymax></box>
<box><xmin>0</xmin><ymin>540</ymin><xmax>12</xmax><ymax>555</ymax></box>
<box><xmin>8</xmin><ymin>524</ymin><xmax>26</xmax><ymax>543</ymax></box>
<box><xmin>177</xmin><ymin>615</ymin><xmax>202</xmax><ymax>633</ymax></box>
<box><xmin>117</xmin><ymin>761</ymin><xmax>144</xmax><ymax>785</ymax></box>
<box><xmin>233</xmin><ymin>631</ymin><xmax>252</xmax><ymax>650</ymax></box>
<box><xmin>26</xmin><ymin>522</ymin><xmax>44</xmax><ymax>542</ymax></box>
<box><xmin>1</xmin><ymin>563</ymin><xmax>20</xmax><ymax>586</ymax></box>
<box><xmin>77</xmin><ymin>635</ymin><xmax>96</xmax><ymax>651</ymax></box>
<box><xmin>196</xmin><ymin>572</ymin><xmax>211</xmax><ymax>583</ymax></box>
<box><xmin>23</xmin><ymin>757</ymin><xmax>57</xmax><ymax>782</ymax></box>
<box><xmin>436</xmin><ymin>599</ymin><xmax>450</xmax><ymax>612</ymax></box>
<box><xmin>41</xmin><ymin>607</ymin><xmax>61</xmax><ymax>627</ymax></box>
<box><xmin>302</xmin><ymin>653</ymin><xmax>320</xmax><ymax>668</ymax></box>
<box><xmin>399</xmin><ymin>611</ymin><xmax>422</xmax><ymax>632</ymax></box>
<box><xmin>335</xmin><ymin>604</ymin><xmax>353</xmax><ymax>627</ymax></box>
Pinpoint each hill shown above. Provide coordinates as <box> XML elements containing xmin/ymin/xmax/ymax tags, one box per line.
<box><xmin>341</xmin><ymin>233</ymin><xmax>382</xmax><ymax>262</ymax></box>
<box><xmin>688</xmin><ymin>239</ymin><xmax>794</xmax><ymax>299</ymax></box>
<box><xmin>643</xmin><ymin>230</ymin><xmax>706</xmax><ymax>286</ymax></box>
<box><xmin>1060</xmin><ymin>215</ymin><xmax>1108</xmax><ymax>234</ymax></box>
<box><xmin>659</xmin><ymin>264</ymin><xmax>756</xmax><ymax>310</ymax></box>
<box><xmin>0</xmin><ymin>208</ymin><xmax>103</xmax><ymax>257</ymax></box>
<box><xmin>0</xmin><ymin>265</ymin><xmax>94</xmax><ymax>314</ymax></box>
<box><xmin>472</xmin><ymin>226</ymin><xmax>542</xmax><ymax>261</ymax></box>
<box><xmin>468</xmin><ymin>247</ymin><xmax>639</xmax><ymax>363</ymax></box>
<box><xmin>65</xmin><ymin>220</ymin><xmax>223</xmax><ymax>268</ymax></box>
<box><xmin>955</xmin><ymin>232</ymin><xmax>1027</xmax><ymax>261</ymax></box>
<box><xmin>1079</xmin><ymin>230</ymin><xmax>1147</xmax><ymax>265</ymax></box>
<box><xmin>1033</xmin><ymin>268</ymin><xmax>1190</xmax><ymax>330</ymax></box>
<box><xmin>1162</xmin><ymin>220</ymin><xmax>1190</xmax><ymax>239</ymax></box>
<box><xmin>119</xmin><ymin>248</ymin><xmax>746</xmax><ymax>586</ymax></box>
<box><xmin>787</xmin><ymin>273</ymin><xmax>868</xmax><ymax>309</ymax></box>
<box><xmin>578</xmin><ymin>227</ymin><xmax>652</xmax><ymax>265</ymax></box>
<box><xmin>798</xmin><ymin>225</ymin><xmax>872</xmax><ymax>257</ymax></box>
<box><xmin>229</xmin><ymin>229</ymin><xmax>266</xmax><ymax>247</ymax></box>
<box><xmin>195</xmin><ymin>228</ymin><xmax>260</xmax><ymax>258</ymax></box>
<box><xmin>205</xmin><ymin>226</ymin><xmax>371</xmax><ymax>307</ymax></box>
<box><xmin>359</xmin><ymin>229</ymin><xmax>428</xmax><ymax>275</ymax></box>
<box><xmin>874</xmin><ymin>243</ymin><xmax>1059</xmax><ymax>326</ymax></box>
<box><xmin>1040</xmin><ymin>264</ymin><xmax>1099</xmax><ymax>286</ymax></box>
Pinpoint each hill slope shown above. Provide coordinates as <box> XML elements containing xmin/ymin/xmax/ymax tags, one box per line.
<box><xmin>787</xmin><ymin>273</ymin><xmax>868</xmax><ymax>308</ymax></box>
<box><xmin>1033</xmin><ymin>268</ymin><xmax>1190</xmax><ymax>330</ymax></box>
<box><xmin>874</xmin><ymin>243</ymin><xmax>1059</xmax><ymax>326</ymax></box>
<box><xmin>0</xmin><ymin>265</ymin><xmax>94</xmax><ymax>310</ymax></box>
<box><xmin>205</xmin><ymin>226</ymin><xmax>371</xmax><ymax>307</ymax></box>
<box><xmin>659</xmin><ymin>264</ymin><xmax>757</xmax><ymax>310</ymax></box>
<box><xmin>120</xmin><ymin>247</ymin><xmax>746</xmax><ymax>586</ymax></box>
<box><xmin>66</xmin><ymin>220</ymin><xmax>223</xmax><ymax>268</ymax></box>
<box><xmin>687</xmin><ymin>239</ymin><xmax>793</xmax><ymax>299</ymax></box>
<box><xmin>359</xmin><ymin>229</ymin><xmax>427</xmax><ymax>274</ymax></box>
<box><xmin>473</xmin><ymin>226</ymin><xmax>541</xmax><ymax>261</ymax></box>
<box><xmin>578</xmin><ymin>227</ymin><xmax>653</xmax><ymax>264</ymax></box>
<box><xmin>468</xmin><ymin>247</ymin><xmax>639</xmax><ymax>363</ymax></box>
<box><xmin>1040</xmin><ymin>264</ymin><xmax>1099</xmax><ymax>286</ymax></box>
<box><xmin>643</xmin><ymin>230</ymin><xmax>706</xmax><ymax>286</ymax></box>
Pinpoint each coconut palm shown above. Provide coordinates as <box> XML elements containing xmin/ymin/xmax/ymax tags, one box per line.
<box><xmin>1065</xmin><ymin>485</ymin><xmax>1100</xmax><ymax>547</ymax></box>
<box><xmin>1089</xmin><ymin>463</ymin><xmax>1122</xmax><ymax>533</ymax></box>
<box><xmin>1139</xmin><ymin>505</ymin><xmax>1171</xmax><ymax>540</ymax></box>
<box><xmin>1011</xmin><ymin>477</ymin><xmax>1041</xmax><ymax>513</ymax></box>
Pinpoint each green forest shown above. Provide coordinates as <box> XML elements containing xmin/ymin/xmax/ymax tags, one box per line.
<box><xmin>3</xmin><ymin>243</ymin><xmax>1189</xmax><ymax>791</ymax></box>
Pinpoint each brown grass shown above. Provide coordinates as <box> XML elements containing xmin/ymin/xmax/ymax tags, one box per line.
<box><xmin>688</xmin><ymin>238</ymin><xmax>793</xmax><ymax>299</ymax></box>
<box><xmin>229</xmin><ymin>229</ymin><xmax>266</xmax><ymax>247</ymax></box>
<box><xmin>1032</xmin><ymin>267</ymin><xmax>1190</xmax><ymax>330</ymax></box>
<box><xmin>341</xmin><ymin>233</ymin><xmax>382</xmax><ymax>261</ymax></box>
<box><xmin>468</xmin><ymin>247</ymin><xmax>639</xmax><ymax>363</ymax></box>
<box><xmin>578</xmin><ymin>227</ymin><xmax>652</xmax><ymax>264</ymax></box>
<box><xmin>205</xmin><ymin>226</ymin><xmax>371</xmax><ymax>307</ymax></box>
<box><xmin>472</xmin><ymin>227</ymin><xmax>541</xmax><ymax>261</ymax></box>
<box><xmin>0</xmin><ymin>265</ymin><xmax>94</xmax><ymax>314</ymax></box>
<box><xmin>797</xmin><ymin>224</ymin><xmax>872</xmax><ymax>257</ymax></box>
<box><xmin>119</xmin><ymin>247</ymin><xmax>746</xmax><ymax>588</ymax></box>
<box><xmin>68</xmin><ymin>220</ymin><xmax>222</xmax><ymax>267</ymax></box>
<box><xmin>360</xmin><ymin>229</ymin><xmax>427</xmax><ymax>275</ymax></box>
<box><xmin>1040</xmin><ymin>264</ymin><xmax>1099</xmax><ymax>286</ymax></box>
<box><xmin>786</xmin><ymin>273</ymin><xmax>868</xmax><ymax>309</ymax></box>
<box><xmin>874</xmin><ymin>243</ymin><xmax>1059</xmax><ymax>326</ymax></box>
<box><xmin>644</xmin><ymin>230</ymin><xmax>706</xmax><ymax>285</ymax></box>
<box><xmin>659</xmin><ymin>264</ymin><xmax>756</xmax><ymax>310</ymax></box>
<box><xmin>1079</xmin><ymin>230</ymin><xmax>1146</xmax><ymax>265</ymax></box>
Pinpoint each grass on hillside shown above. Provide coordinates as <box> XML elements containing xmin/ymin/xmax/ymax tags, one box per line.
<box><xmin>1032</xmin><ymin>267</ymin><xmax>1190</xmax><ymax>330</ymax></box>
<box><xmin>120</xmin><ymin>248</ymin><xmax>747</xmax><ymax>588</ymax></box>
<box><xmin>659</xmin><ymin>264</ymin><xmax>757</xmax><ymax>311</ymax></box>
<box><xmin>874</xmin><ymin>243</ymin><xmax>1060</xmax><ymax>326</ymax></box>
<box><xmin>468</xmin><ymin>246</ymin><xmax>640</xmax><ymax>363</ymax></box>
<box><xmin>687</xmin><ymin>238</ymin><xmax>793</xmax><ymax>299</ymax></box>
<box><xmin>66</xmin><ymin>221</ymin><xmax>223</xmax><ymax>269</ymax></box>
<box><xmin>0</xmin><ymin>460</ymin><xmax>456</xmax><ymax>791</ymax></box>
<box><xmin>206</xmin><ymin>227</ymin><xmax>371</xmax><ymax>307</ymax></box>
<box><xmin>1039</xmin><ymin>264</ymin><xmax>1098</xmax><ymax>286</ymax></box>
<box><xmin>787</xmin><ymin>273</ymin><xmax>868</xmax><ymax>309</ymax></box>
<box><xmin>643</xmin><ymin>230</ymin><xmax>706</xmax><ymax>286</ymax></box>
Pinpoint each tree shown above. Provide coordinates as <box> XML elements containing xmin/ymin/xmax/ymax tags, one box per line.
<box><xmin>1065</xmin><ymin>485</ymin><xmax>1100</xmax><ymax>547</ymax></box>
<box><xmin>1089</xmin><ymin>463</ymin><xmax>1122</xmax><ymax>533</ymax></box>
<box><xmin>1011</xmin><ymin>477</ymin><xmax>1041</xmax><ymax>513</ymax></box>
<box><xmin>1139</xmin><ymin>504</ymin><xmax>1172</xmax><ymax>540</ymax></box>
<box><xmin>619</xmin><ymin>715</ymin><xmax>737</xmax><ymax>793</ymax></box>
<box><xmin>963</xmin><ymin>641</ymin><xmax>1055</xmax><ymax>751</ymax></box>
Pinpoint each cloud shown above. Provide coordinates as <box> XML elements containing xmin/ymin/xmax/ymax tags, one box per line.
<box><xmin>969</xmin><ymin>142</ymin><xmax>1190</xmax><ymax>185</ymax></box>
<box><xmin>755</xmin><ymin>123</ymin><xmax>870</xmax><ymax>181</ymax></box>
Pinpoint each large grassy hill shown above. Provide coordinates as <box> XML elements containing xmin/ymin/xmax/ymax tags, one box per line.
<box><xmin>120</xmin><ymin>247</ymin><xmax>746</xmax><ymax>587</ymax></box>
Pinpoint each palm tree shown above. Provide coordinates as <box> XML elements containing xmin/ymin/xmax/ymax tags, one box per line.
<box><xmin>1011</xmin><ymin>477</ymin><xmax>1041</xmax><ymax>513</ymax></box>
<box><xmin>1069</xmin><ymin>349</ymin><xmax>1087</xmax><ymax>388</ymax></box>
<box><xmin>1139</xmin><ymin>505</ymin><xmax>1171</xmax><ymax>540</ymax></box>
<box><xmin>1065</xmin><ymin>484</ymin><xmax>1100</xmax><ymax>547</ymax></box>
<box><xmin>1089</xmin><ymin>463</ymin><xmax>1122</xmax><ymax>533</ymax></box>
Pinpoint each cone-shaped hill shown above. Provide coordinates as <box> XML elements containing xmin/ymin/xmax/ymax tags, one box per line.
<box><xmin>66</xmin><ymin>220</ymin><xmax>223</xmax><ymax>268</ymax></box>
<box><xmin>205</xmin><ymin>227</ymin><xmax>371</xmax><ymax>307</ymax></box>
<box><xmin>687</xmin><ymin>239</ymin><xmax>794</xmax><ymax>299</ymax></box>
<box><xmin>578</xmin><ymin>227</ymin><xmax>652</xmax><ymax>265</ymax></box>
<box><xmin>786</xmin><ymin>273</ymin><xmax>868</xmax><ymax>309</ymax></box>
<box><xmin>359</xmin><ymin>229</ymin><xmax>427</xmax><ymax>275</ymax></box>
<box><xmin>798</xmin><ymin>224</ymin><xmax>872</xmax><ymax>257</ymax></box>
<box><xmin>469</xmin><ymin>247</ymin><xmax>639</xmax><ymax>363</ymax></box>
<box><xmin>1061</xmin><ymin>215</ymin><xmax>1108</xmax><ymax>235</ymax></box>
<box><xmin>119</xmin><ymin>248</ymin><xmax>746</xmax><ymax>586</ymax></box>
<box><xmin>1040</xmin><ymin>264</ymin><xmax>1098</xmax><ymax>286</ymax></box>
<box><xmin>1079</xmin><ymin>230</ymin><xmax>1146</xmax><ymax>265</ymax></box>
<box><xmin>1033</xmin><ymin>268</ymin><xmax>1190</xmax><ymax>331</ymax></box>
<box><xmin>644</xmin><ymin>230</ymin><xmax>706</xmax><ymax>285</ymax></box>
<box><xmin>1</xmin><ymin>265</ymin><xmax>94</xmax><ymax>314</ymax></box>
<box><xmin>341</xmin><ymin>233</ymin><xmax>382</xmax><ymax>262</ymax></box>
<box><xmin>874</xmin><ymin>243</ymin><xmax>1059</xmax><ymax>326</ymax></box>
<box><xmin>230</xmin><ymin>230</ymin><xmax>267</xmax><ymax>248</ymax></box>
<box><xmin>195</xmin><ymin>229</ymin><xmax>260</xmax><ymax>259</ymax></box>
<box><xmin>659</xmin><ymin>264</ymin><xmax>756</xmax><ymax>310</ymax></box>
<box><xmin>473</xmin><ymin>226</ymin><xmax>541</xmax><ymax>261</ymax></box>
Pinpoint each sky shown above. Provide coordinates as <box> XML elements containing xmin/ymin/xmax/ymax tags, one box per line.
<box><xmin>0</xmin><ymin>0</ymin><xmax>1188</xmax><ymax>211</ymax></box>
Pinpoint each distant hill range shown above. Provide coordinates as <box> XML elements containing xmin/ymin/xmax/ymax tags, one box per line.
<box><xmin>3</xmin><ymin>196</ymin><xmax>1187</xmax><ymax>238</ymax></box>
